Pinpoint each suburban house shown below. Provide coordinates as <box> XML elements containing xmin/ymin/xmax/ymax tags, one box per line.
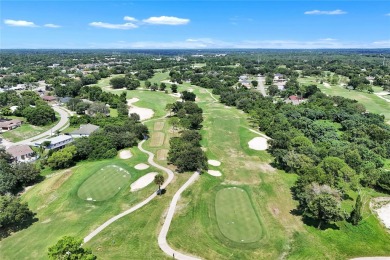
<box><xmin>286</xmin><ymin>95</ymin><xmax>304</xmax><ymax>105</ymax></box>
<box><xmin>35</xmin><ymin>135</ymin><xmax>73</xmax><ymax>150</ymax></box>
<box><xmin>0</xmin><ymin>119</ymin><xmax>22</xmax><ymax>131</ymax></box>
<box><xmin>42</xmin><ymin>95</ymin><xmax>57</xmax><ymax>102</ymax></box>
<box><xmin>6</xmin><ymin>145</ymin><xmax>36</xmax><ymax>162</ymax></box>
<box><xmin>69</xmin><ymin>123</ymin><xmax>99</xmax><ymax>138</ymax></box>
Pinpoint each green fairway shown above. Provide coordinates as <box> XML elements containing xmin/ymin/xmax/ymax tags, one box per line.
<box><xmin>77</xmin><ymin>165</ymin><xmax>131</xmax><ymax>201</ymax></box>
<box><xmin>215</xmin><ymin>187</ymin><xmax>262</xmax><ymax>243</ymax></box>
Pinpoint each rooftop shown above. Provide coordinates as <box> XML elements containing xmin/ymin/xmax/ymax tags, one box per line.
<box><xmin>6</xmin><ymin>145</ymin><xmax>33</xmax><ymax>157</ymax></box>
<box><xmin>70</xmin><ymin>124</ymin><xmax>99</xmax><ymax>136</ymax></box>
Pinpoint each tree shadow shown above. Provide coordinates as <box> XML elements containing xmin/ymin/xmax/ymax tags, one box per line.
<box><xmin>290</xmin><ymin>209</ymin><xmax>340</xmax><ymax>230</ymax></box>
<box><xmin>0</xmin><ymin>214</ymin><xmax>38</xmax><ymax>240</ymax></box>
<box><xmin>157</xmin><ymin>189</ymin><xmax>166</xmax><ymax>196</ymax></box>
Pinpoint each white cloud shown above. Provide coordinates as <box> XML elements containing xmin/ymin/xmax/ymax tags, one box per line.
<box><xmin>372</xmin><ymin>40</ymin><xmax>390</xmax><ymax>47</ymax></box>
<box><xmin>44</xmin><ymin>23</ymin><xmax>61</xmax><ymax>28</ymax></box>
<box><xmin>4</xmin><ymin>19</ymin><xmax>38</xmax><ymax>27</ymax></box>
<box><xmin>124</xmin><ymin>16</ymin><xmax>137</xmax><ymax>22</ymax></box>
<box><xmin>89</xmin><ymin>21</ymin><xmax>138</xmax><ymax>30</ymax></box>
<box><xmin>304</xmin><ymin>10</ymin><xmax>347</xmax><ymax>15</ymax></box>
<box><xmin>386</xmin><ymin>13</ymin><xmax>390</xmax><ymax>16</ymax></box>
<box><xmin>143</xmin><ymin>16</ymin><xmax>190</xmax><ymax>25</ymax></box>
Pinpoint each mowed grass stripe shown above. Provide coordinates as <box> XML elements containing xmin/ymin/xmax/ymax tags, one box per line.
<box><xmin>215</xmin><ymin>188</ymin><xmax>262</xmax><ymax>243</ymax></box>
<box><xmin>77</xmin><ymin>165</ymin><xmax>131</xmax><ymax>201</ymax></box>
<box><xmin>150</xmin><ymin>132</ymin><xmax>165</xmax><ymax>147</ymax></box>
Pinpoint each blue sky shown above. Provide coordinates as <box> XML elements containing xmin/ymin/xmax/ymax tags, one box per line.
<box><xmin>1</xmin><ymin>0</ymin><xmax>389</xmax><ymax>49</ymax></box>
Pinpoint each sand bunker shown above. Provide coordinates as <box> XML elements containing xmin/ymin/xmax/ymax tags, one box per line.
<box><xmin>119</xmin><ymin>150</ymin><xmax>132</xmax><ymax>159</ymax></box>
<box><xmin>169</xmin><ymin>93</ymin><xmax>181</xmax><ymax>98</ymax></box>
<box><xmin>208</xmin><ymin>170</ymin><xmax>222</xmax><ymax>177</ymax></box>
<box><xmin>131</xmin><ymin>172</ymin><xmax>158</xmax><ymax>192</ymax></box>
<box><xmin>127</xmin><ymin>98</ymin><xmax>154</xmax><ymax>121</ymax></box>
<box><xmin>208</xmin><ymin>160</ymin><xmax>221</xmax><ymax>167</ymax></box>
<box><xmin>134</xmin><ymin>163</ymin><xmax>149</xmax><ymax>170</ymax></box>
<box><xmin>248</xmin><ymin>137</ymin><xmax>268</xmax><ymax>151</ymax></box>
<box><xmin>377</xmin><ymin>202</ymin><xmax>390</xmax><ymax>229</ymax></box>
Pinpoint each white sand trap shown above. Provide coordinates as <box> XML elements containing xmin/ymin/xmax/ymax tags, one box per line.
<box><xmin>127</xmin><ymin>98</ymin><xmax>154</xmax><ymax>121</ymax></box>
<box><xmin>323</xmin><ymin>82</ymin><xmax>331</xmax><ymax>88</ymax></box>
<box><xmin>87</xmin><ymin>198</ymin><xmax>93</xmax><ymax>201</ymax></box>
<box><xmin>208</xmin><ymin>160</ymin><xmax>221</xmax><ymax>167</ymax></box>
<box><xmin>208</xmin><ymin>170</ymin><xmax>222</xmax><ymax>177</ymax></box>
<box><xmin>131</xmin><ymin>172</ymin><xmax>158</xmax><ymax>192</ymax></box>
<box><xmin>119</xmin><ymin>150</ymin><xmax>132</xmax><ymax>159</ymax></box>
<box><xmin>377</xmin><ymin>202</ymin><xmax>390</xmax><ymax>229</ymax></box>
<box><xmin>248</xmin><ymin>137</ymin><xmax>268</xmax><ymax>151</ymax></box>
<box><xmin>169</xmin><ymin>93</ymin><xmax>181</xmax><ymax>98</ymax></box>
<box><xmin>134</xmin><ymin>163</ymin><xmax>149</xmax><ymax>170</ymax></box>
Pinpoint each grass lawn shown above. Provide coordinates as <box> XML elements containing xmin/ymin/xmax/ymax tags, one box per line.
<box><xmin>1</xmin><ymin>118</ymin><xmax>59</xmax><ymax>142</ymax></box>
<box><xmin>77</xmin><ymin>165</ymin><xmax>131</xmax><ymax>201</ymax></box>
<box><xmin>0</xmin><ymin>148</ymin><xmax>166</xmax><ymax>259</ymax></box>
<box><xmin>109</xmin><ymin>108</ymin><xmax>118</xmax><ymax>117</ymax></box>
<box><xmin>215</xmin><ymin>187</ymin><xmax>262</xmax><ymax>243</ymax></box>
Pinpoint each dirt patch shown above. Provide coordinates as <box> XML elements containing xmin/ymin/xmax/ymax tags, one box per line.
<box><xmin>154</xmin><ymin>121</ymin><xmax>165</xmax><ymax>131</ymax></box>
<box><xmin>150</xmin><ymin>132</ymin><xmax>165</xmax><ymax>147</ymax></box>
<box><xmin>119</xmin><ymin>150</ymin><xmax>132</xmax><ymax>159</ymax></box>
<box><xmin>134</xmin><ymin>163</ymin><xmax>149</xmax><ymax>170</ymax></box>
<box><xmin>258</xmin><ymin>163</ymin><xmax>276</xmax><ymax>173</ymax></box>
<box><xmin>248</xmin><ymin>137</ymin><xmax>268</xmax><ymax>151</ymax></box>
<box><xmin>49</xmin><ymin>170</ymin><xmax>73</xmax><ymax>191</ymax></box>
<box><xmin>130</xmin><ymin>172</ymin><xmax>158</xmax><ymax>192</ymax></box>
<box><xmin>157</xmin><ymin>149</ymin><xmax>169</xmax><ymax>161</ymax></box>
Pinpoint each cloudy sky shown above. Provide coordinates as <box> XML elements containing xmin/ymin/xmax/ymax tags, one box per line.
<box><xmin>1</xmin><ymin>0</ymin><xmax>389</xmax><ymax>49</ymax></box>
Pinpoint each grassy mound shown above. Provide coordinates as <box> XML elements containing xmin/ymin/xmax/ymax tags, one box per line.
<box><xmin>78</xmin><ymin>165</ymin><xmax>131</xmax><ymax>201</ymax></box>
<box><xmin>215</xmin><ymin>187</ymin><xmax>262</xmax><ymax>243</ymax></box>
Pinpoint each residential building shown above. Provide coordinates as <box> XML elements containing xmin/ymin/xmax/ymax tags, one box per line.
<box><xmin>0</xmin><ymin>119</ymin><xmax>22</xmax><ymax>131</ymax></box>
<box><xmin>6</xmin><ymin>145</ymin><xmax>36</xmax><ymax>162</ymax></box>
<box><xmin>69</xmin><ymin>124</ymin><xmax>99</xmax><ymax>138</ymax></box>
<box><xmin>35</xmin><ymin>135</ymin><xmax>73</xmax><ymax>150</ymax></box>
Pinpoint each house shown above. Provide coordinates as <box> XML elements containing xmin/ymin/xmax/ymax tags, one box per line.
<box><xmin>69</xmin><ymin>124</ymin><xmax>99</xmax><ymax>138</ymax></box>
<box><xmin>286</xmin><ymin>95</ymin><xmax>304</xmax><ymax>105</ymax></box>
<box><xmin>6</xmin><ymin>145</ymin><xmax>35</xmax><ymax>162</ymax></box>
<box><xmin>0</xmin><ymin>119</ymin><xmax>22</xmax><ymax>131</ymax></box>
<box><xmin>273</xmin><ymin>73</ymin><xmax>285</xmax><ymax>82</ymax></box>
<box><xmin>59</xmin><ymin>97</ymin><xmax>72</xmax><ymax>105</ymax></box>
<box><xmin>42</xmin><ymin>95</ymin><xmax>57</xmax><ymax>102</ymax></box>
<box><xmin>35</xmin><ymin>135</ymin><xmax>73</xmax><ymax>150</ymax></box>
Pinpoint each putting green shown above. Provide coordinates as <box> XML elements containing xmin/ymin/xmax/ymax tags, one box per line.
<box><xmin>215</xmin><ymin>187</ymin><xmax>262</xmax><ymax>243</ymax></box>
<box><xmin>78</xmin><ymin>165</ymin><xmax>131</xmax><ymax>201</ymax></box>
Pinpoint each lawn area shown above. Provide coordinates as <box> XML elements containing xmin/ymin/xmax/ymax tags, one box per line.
<box><xmin>0</xmin><ymin>148</ymin><xmax>165</xmax><ymax>259</ymax></box>
<box><xmin>215</xmin><ymin>187</ymin><xmax>262</xmax><ymax>243</ymax></box>
<box><xmin>77</xmin><ymin>165</ymin><xmax>131</xmax><ymax>201</ymax></box>
<box><xmin>1</xmin><ymin>118</ymin><xmax>59</xmax><ymax>142</ymax></box>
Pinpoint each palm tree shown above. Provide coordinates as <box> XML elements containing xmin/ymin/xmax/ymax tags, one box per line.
<box><xmin>154</xmin><ymin>174</ymin><xmax>165</xmax><ymax>195</ymax></box>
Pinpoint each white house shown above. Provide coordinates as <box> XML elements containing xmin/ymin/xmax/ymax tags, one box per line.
<box><xmin>36</xmin><ymin>135</ymin><xmax>73</xmax><ymax>150</ymax></box>
<box><xmin>6</xmin><ymin>145</ymin><xmax>36</xmax><ymax>162</ymax></box>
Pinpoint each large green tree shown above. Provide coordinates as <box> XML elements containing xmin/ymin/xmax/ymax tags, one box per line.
<box><xmin>48</xmin><ymin>236</ymin><xmax>96</xmax><ymax>260</ymax></box>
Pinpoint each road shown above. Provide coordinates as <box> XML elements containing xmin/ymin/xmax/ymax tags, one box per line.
<box><xmin>257</xmin><ymin>76</ymin><xmax>267</xmax><ymax>97</ymax></box>
<box><xmin>1</xmin><ymin>105</ymin><xmax>71</xmax><ymax>149</ymax></box>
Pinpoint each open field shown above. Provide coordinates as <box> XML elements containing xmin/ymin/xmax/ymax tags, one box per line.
<box><xmin>77</xmin><ymin>165</ymin><xmax>131</xmax><ymax>201</ymax></box>
<box><xmin>154</xmin><ymin>121</ymin><xmax>165</xmax><ymax>131</ymax></box>
<box><xmin>215</xmin><ymin>187</ymin><xmax>262</xmax><ymax>243</ymax></box>
<box><xmin>0</xmin><ymin>148</ymin><xmax>166</xmax><ymax>259</ymax></box>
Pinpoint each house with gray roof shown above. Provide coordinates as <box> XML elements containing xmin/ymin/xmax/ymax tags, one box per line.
<box><xmin>35</xmin><ymin>135</ymin><xmax>73</xmax><ymax>150</ymax></box>
<box><xmin>6</xmin><ymin>145</ymin><xmax>36</xmax><ymax>162</ymax></box>
<box><xmin>69</xmin><ymin>124</ymin><xmax>99</xmax><ymax>138</ymax></box>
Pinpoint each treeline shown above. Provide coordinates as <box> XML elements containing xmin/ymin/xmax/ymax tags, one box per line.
<box><xmin>166</xmin><ymin>97</ymin><xmax>207</xmax><ymax>172</ymax></box>
<box><xmin>219</xmin><ymin>87</ymin><xmax>390</xmax><ymax>226</ymax></box>
<box><xmin>0</xmin><ymin>149</ymin><xmax>39</xmax><ymax>238</ymax></box>
<box><xmin>46</xmin><ymin>116</ymin><xmax>148</xmax><ymax>169</ymax></box>
<box><xmin>0</xmin><ymin>91</ymin><xmax>56</xmax><ymax>126</ymax></box>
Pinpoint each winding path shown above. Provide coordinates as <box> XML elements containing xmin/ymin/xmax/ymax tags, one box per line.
<box><xmin>83</xmin><ymin>139</ymin><xmax>201</xmax><ymax>260</ymax></box>
<box><xmin>157</xmin><ymin>171</ymin><xmax>201</xmax><ymax>260</ymax></box>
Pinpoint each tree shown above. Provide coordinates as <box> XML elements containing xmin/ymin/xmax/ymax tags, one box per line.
<box><xmin>110</xmin><ymin>76</ymin><xmax>126</xmax><ymax>89</ymax></box>
<box><xmin>47</xmin><ymin>146</ymin><xmax>77</xmax><ymax>169</ymax></box>
<box><xmin>87</xmin><ymin>102</ymin><xmax>109</xmax><ymax>116</ymax></box>
<box><xmin>301</xmin><ymin>183</ymin><xmax>344</xmax><ymax>229</ymax></box>
<box><xmin>171</xmin><ymin>84</ymin><xmax>178</xmax><ymax>93</ymax></box>
<box><xmin>349</xmin><ymin>194</ymin><xmax>363</xmax><ymax>225</ymax></box>
<box><xmin>0</xmin><ymin>194</ymin><xmax>34</xmax><ymax>236</ymax></box>
<box><xmin>48</xmin><ymin>236</ymin><xmax>96</xmax><ymax>260</ymax></box>
<box><xmin>159</xmin><ymin>83</ymin><xmax>167</xmax><ymax>91</ymax></box>
<box><xmin>181</xmin><ymin>91</ymin><xmax>196</xmax><ymax>101</ymax></box>
<box><xmin>154</xmin><ymin>174</ymin><xmax>164</xmax><ymax>195</ymax></box>
<box><xmin>268</xmin><ymin>85</ymin><xmax>279</xmax><ymax>96</ymax></box>
<box><xmin>117</xmin><ymin>102</ymin><xmax>129</xmax><ymax>117</ymax></box>
<box><xmin>12</xmin><ymin>162</ymin><xmax>40</xmax><ymax>187</ymax></box>
<box><xmin>168</xmin><ymin>117</ymin><xmax>180</xmax><ymax>133</ymax></box>
<box><xmin>251</xmin><ymin>80</ymin><xmax>258</xmax><ymax>87</ymax></box>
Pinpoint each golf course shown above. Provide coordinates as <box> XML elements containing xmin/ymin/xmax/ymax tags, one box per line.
<box><xmin>1</xmin><ymin>71</ymin><xmax>390</xmax><ymax>260</ymax></box>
